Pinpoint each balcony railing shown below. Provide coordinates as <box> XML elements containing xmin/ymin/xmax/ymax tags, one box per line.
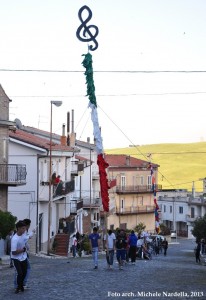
<box><xmin>54</xmin><ymin>180</ymin><xmax>75</xmax><ymax>198</ymax></box>
<box><xmin>186</xmin><ymin>215</ymin><xmax>199</xmax><ymax>222</ymax></box>
<box><xmin>0</xmin><ymin>164</ymin><xmax>26</xmax><ymax>186</ymax></box>
<box><xmin>116</xmin><ymin>185</ymin><xmax>162</xmax><ymax>194</ymax></box>
<box><xmin>83</xmin><ymin>197</ymin><xmax>101</xmax><ymax>207</ymax></box>
<box><xmin>116</xmin><ymin>205</ymin><xmax>155</xmax><ymax>215</ymax></box>
<box><xmin>70</xmin><ymin>199</ymin><xmax>83</xmax><ymax>214</ymax></box>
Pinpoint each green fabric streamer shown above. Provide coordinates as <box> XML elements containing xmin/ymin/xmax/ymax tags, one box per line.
<box><xmin>82</xmin><ymin>53</ymin><xmax>97</xmax><ymax>107</ymax></box>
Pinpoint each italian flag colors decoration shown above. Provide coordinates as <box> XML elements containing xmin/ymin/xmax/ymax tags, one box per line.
<box><xmin>149</xmin><ymin>162</ymin><xmax>160</xmax><ymax>233</ymax></box>
<box><xmin>82</xmin><ymin>53</ymin><xmax>110</xmax><ymax>212</ymax></box>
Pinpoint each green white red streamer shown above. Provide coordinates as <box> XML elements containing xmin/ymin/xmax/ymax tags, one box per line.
<box><xmin>82</xmin><ymin>53</ymin><xmax>110</xmax><ymax>212</ymax></box>
<box><xmin>148</xmin><ymin>162</ymin><xmax>160</xmax><ymax>233</ymax></box>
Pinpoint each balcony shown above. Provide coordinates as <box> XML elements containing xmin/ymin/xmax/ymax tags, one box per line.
<box><xmin>186</xmin><ymin>215</ymin><xmax>199</xmax><ymax>222</ymax></box>
<box><xmin>116</xmin><ymin>205</ymin><xmax>155</xmax><ymax>215</ymax></box>
<box><xmin>39</xmin><ymin>179</ymin><xmax>75</xmax><ymax>201</ymax></box>
<box><xmin>83</xmin><ymin>197</ymin><xmax>101</xmax><ymax>208</ymax></box>
<box><xmin>54</xmin><ymin>180</ymin><xmax>75</xmax><ymax>198</ymax></box>
<box><xmin>116</xmin><ymin>185</ymin><xmax>162</xmax><ymax>194</ymax></box>
<box><xmin>70</xmin><ymin>199</ymin><xmax>83</xmax><ymax>215</ymax></box>
<box><xmin>0</xmin><ymin>164</ymin><xmax>26</xmax><ymax>186</ymax></box>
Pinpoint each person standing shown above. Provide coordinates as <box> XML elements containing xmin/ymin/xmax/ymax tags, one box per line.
<box><xmin>104</xmin><ymin>230</ymin><xmax>116</xmax><ymax>269</ymax></box>
<box><xmin>128</xmin><ymin>230</ymin><xmax>138</xmax><ymax>264</ymax></box>
<box><xmin>11</xmin><ymin>221</ymin><xmax>28</xmax><ymax>294</ymax></box>
<box><xmin>195</xmin><ymin>240</ymin><xmax>201</xmax><ymax>263</ymax></box>
<box><xmin>116</xmin><ymin>229</ymin><xmax>127</xmax><ymax>270</ymax></box>
<box><xmin>72</xmin><ymin>234</ymin><xmax>77</xmax><ymax>258</ymax></box>
<box><xmin>162</xmin><ymin>238</ymin><xmax>168</xmax><ymax>256</ymax></box>
<box><xmin>22</xmin><ymin>218</ymin><xmax>35</xmax><ymax>289</ymax></box>
<box><xmin>89</xmin><ymin>227</ymin><xmax>100</xmax><ymax>269</ymax></box>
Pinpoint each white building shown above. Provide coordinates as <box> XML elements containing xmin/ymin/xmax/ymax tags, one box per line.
<box><xmin>8</xmin><ymin>124</ymin><xmax>79</xmax><ymax>252</ymax></box>
<box><xmin>158</xmin><ymin>188</ymin><xmax>206</xmax><ymax>239</ymax></box>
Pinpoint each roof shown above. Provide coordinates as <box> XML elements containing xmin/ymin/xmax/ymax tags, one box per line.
<box><xmin>104</xmin><ymin>154</ymin><xmax>159</xmax><ymax>168</ymax></box>
<box><xmin>9</xmin><ymin>129</ymin><xmax>75</xmax><ymax>152</ymax></box>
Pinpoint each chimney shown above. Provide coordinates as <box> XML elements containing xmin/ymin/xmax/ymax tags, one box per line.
<box><xmin>192</xmin><ymin>181</ymin><xmax>195</xmax><ymax>198</ymax></box>
<box><xmin>67</xmin><ymin>112</ymin><xmax>70</xmax><ymax>146</ymax></box>
<box><xmin>60</xmin><ymin>123</ymin><xmax>67</xmax><ymax>146</ymax></box>
<box><xmin>70</xmin><ymin>109</ymin><xmax>76</xmax><ymax>147</ymax></box>
<box><xmin>126</xmin><ymin>155</ymin><xmax>130</xmax><ymax>166</ymax></box>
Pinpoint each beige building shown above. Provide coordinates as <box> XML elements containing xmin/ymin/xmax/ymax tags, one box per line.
<box><xmin>105</xmin><ymin>154</ymin><xmax>161</xmax><ymax>232</ymax></box>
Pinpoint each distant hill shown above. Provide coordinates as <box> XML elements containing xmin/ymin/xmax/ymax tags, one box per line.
<box><xmin>105</xmin><ymin>142</ymin><xmax>206</xmax><ymax>192</ymax></box>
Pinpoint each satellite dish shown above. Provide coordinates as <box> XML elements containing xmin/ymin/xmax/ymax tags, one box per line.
<box><xmin>14</xmin><ymin>118</ymin><xmax>23</xmax><ymax>129</ymax></box>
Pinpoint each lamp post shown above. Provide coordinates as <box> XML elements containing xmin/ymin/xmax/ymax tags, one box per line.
<box><xmin>47</xmin><ymin>100</ymin><xmax>62</xmax><ymax>256</ymax></box>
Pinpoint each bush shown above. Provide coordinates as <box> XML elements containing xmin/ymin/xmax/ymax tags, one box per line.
<box><xmin>159</xmin><ymin>223</ymin><xmax>170</xmax><ymax>235</ymax></box>
<box><xmin>192</xmin><ymin>214</ymin><xmax>206</xmax><ymax>241</ymax></box>
<box><xmin>0</xmin><ymin>210</ymin><xmax>17</xmax><ymax>239</ymax></box>
<box><xmin>134</xmin><ymin>222</ymin><xmax>146</xmax><ymax>235</ymax></box>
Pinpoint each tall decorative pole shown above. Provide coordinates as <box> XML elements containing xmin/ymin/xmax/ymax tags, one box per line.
<box><xmin>76</xmin><ymin>6</ymin><xmax>110</xmax><ymax>233</ymax></box>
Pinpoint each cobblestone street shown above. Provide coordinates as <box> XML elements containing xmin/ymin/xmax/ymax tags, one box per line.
<box><xmin>1</xmin><ymin>239</ymin><xmax>206</xmax><ymax>300</ymax></box>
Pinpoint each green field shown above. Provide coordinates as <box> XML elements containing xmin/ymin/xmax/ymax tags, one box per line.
<box><xmin>105</xmin><ymin>142</ymin><xmax>206</xmax><ymax>192</ymax></box>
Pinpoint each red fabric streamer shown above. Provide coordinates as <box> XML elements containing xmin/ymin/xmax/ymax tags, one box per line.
<box><xmin>97</xmin><ymin>154</ymin><xmax>110</xmax><ymax>212</ymax></box>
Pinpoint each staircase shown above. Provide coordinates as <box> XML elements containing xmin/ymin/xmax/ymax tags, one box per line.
<box><xmin>53</xmin><ymin>233</ymin><xmax>69</xmax><ymax>256</ymax></box>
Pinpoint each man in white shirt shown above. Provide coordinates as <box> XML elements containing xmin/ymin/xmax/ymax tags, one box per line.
<box><xmin>104</xmin><ymin>230</ymin><xmax>116</xmax><ymax>269</ymax></box>
<box><xmin>11</xmin><ymin>221</ymin><xmax>27</xmax><ymax>294</ymax></box>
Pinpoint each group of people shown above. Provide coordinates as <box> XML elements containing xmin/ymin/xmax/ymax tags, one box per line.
<box><xmin>5</xmin><ymin>218</ymin><xmax>34</xmax><ymax>294</ymax></box>
<box><xmin>88</xmin><ymin>227</ymin><xmax>169</xmax><ymax>270</ymax></box>
<box><xmin>51</xmin><ymin>172</ymin><xmax>61</xmax><ymax>185</ymax></box>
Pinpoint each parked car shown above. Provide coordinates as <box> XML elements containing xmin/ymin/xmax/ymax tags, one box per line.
<box><xmin>170</xmin><ymin>230</ymin><xmax>177</xmax><ymax>239</ymax></box>
<box><xmin>149</xmin><ymin>234</ymin><xmax>164</xmax><ymax>242</ymax></box>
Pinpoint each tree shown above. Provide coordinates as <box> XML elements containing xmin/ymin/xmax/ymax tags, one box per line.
<box><xmin>191</xmin><ymin>214</ymin><xmax>206</xmax><ymax>241</ymax></box>
<box><xmin>134</xmin><ymin>222</ymin><xmax>146</xmax><ymax>235</ymax></box>
<box><xmin>0</xmin><ymin>210</ymin><xmax>17</xmax><ymax>239</ymax></box>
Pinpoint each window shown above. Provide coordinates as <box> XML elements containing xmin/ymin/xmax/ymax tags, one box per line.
<box><xmin>96</xmin><ymin>213</ymin><xmax>99</xmax><ymax>221</ymax></box>
<box><xmin>147</xmin><ymin>175</ymin><xmax>152</xmax><ymax>187</ymax></box>
<box><xmin>191</xmin><ymin>207</ymin><xmax>195</xmax><ymax>218</ymax></box>
<box><xmin>164</xmin><ymin>205</ymin><xmax>166</xmax><ymax>213</ymax></box>
<box><xmin>121</xmin><ymin>199</ymin><xmax>124</xmax><ymax>209</ymax></box>
<box><xmin>179</xmin><ymin>206</ymin><xmax>183</xmax><ymax>214</ymax></box>
<box><xmin>121</xmin><ymin>176</ymin><xmax>126</xmax><ymax>190</ymax></box>
<box><xmin>140</xmin><ymin>176</ymin><xmax>144</xmax><ymax>185</ymax></box>
<box><xmin>170</xmin><ymin>206</ymin><xmax>172</xmax><ymax>213</ymax></box>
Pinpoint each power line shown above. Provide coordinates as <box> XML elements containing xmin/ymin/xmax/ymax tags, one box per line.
<box><xmin>1</xmin><ymin>68</ymin><xmax>206</xmax><ymax>73</ymax></box>
<box><xmin>6</xmin><ymin>91</ymin><xmax>206</xmax><ymax>98</ymax></box>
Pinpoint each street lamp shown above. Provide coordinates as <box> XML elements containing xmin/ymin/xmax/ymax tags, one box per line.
<box><xmin>47</xmin><ymin>100</ymin><xmax>62</xmax><ymax>255</ymax></box>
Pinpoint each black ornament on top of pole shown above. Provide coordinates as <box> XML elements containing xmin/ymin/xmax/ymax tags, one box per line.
<box><xmin>76</xmin><ymin>5</ymin><xmax>99</xmax><ymax>51</ymax></box>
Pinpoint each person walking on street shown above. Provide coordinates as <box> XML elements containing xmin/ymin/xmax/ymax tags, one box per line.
<box><xmin>72</xmin><ymin>234</ymin><xmax>77</xmax><ymax>257</ymax></box>
<box><xmin>104</xmin><ymin>230</ymin><xmax>116</xmax><ymax>269</ymax></box>
<box><xmin>116</xmin><ymin>229</ymin><xmax>127</xmax><ymax>270</ymax></box>
<box><xmin>195</xmin><ymin>240</ymin><xmax>201</xmax><ymax>263</ymax></box>
<box><xmin>22</xmin><ymin>218</ymin><xmax>35</xmax><ymax>289</ymax></box>
<box><xmin>162</xmin><ymin>238</ymin><xmax>168</xmax><ymax>256</ymax></box>
<box><xmin>128</xmin><ymin>230</ymin><xmax>138</xmax><ymax>264</ymax></box>
<box><xmin>11</xmin><ymin>221</ymin><xmax>28</xmax><ymax>294</ymax></box>
<box><xmin>89</xmin><ymin>227</ymin><xmax>100</xmax><ymax>269</ymax></box>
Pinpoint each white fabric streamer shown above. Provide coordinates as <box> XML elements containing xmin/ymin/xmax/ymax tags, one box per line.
<box><xmin>89</xmin><ymin>102</ymin><xmax>103</xmax><ymax>154</ymax></box>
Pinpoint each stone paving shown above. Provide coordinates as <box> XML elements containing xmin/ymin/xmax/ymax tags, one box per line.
<box><xmin>1</xmin><ymin>239</ymin><xmax>206</xmax><ymax>300</ymax></box>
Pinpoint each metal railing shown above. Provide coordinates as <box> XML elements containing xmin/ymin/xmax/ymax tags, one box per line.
<box><xmin>0</xmin><ymin>164</ymin><xmax>26</xmax><ymax>185</ymax></box>
<box><xmin>54</xmin><ymin>180</ymin><xmax>75</xmax><ymax>197</ymax></box>
<box><xmin>116</xmin><ymin>185</ymin><xmax>162</xmax><ymax>193</ymax></box>
<box><xmin>116</xmin><ymin>205</ymin><xmax>155</xmax><ymax>215</ymax></box>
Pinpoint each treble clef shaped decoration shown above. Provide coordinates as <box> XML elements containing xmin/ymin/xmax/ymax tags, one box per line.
<box><xmin>76</xmin><ymin>5</ymin><xmax>99</xmax><ymax>51</ymax></box>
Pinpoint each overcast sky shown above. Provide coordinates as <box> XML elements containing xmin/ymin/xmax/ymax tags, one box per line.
<box><xmin>0</xmin><ymin>0</ymin><xmax>206</xmax><ymax>149</ymax></box>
